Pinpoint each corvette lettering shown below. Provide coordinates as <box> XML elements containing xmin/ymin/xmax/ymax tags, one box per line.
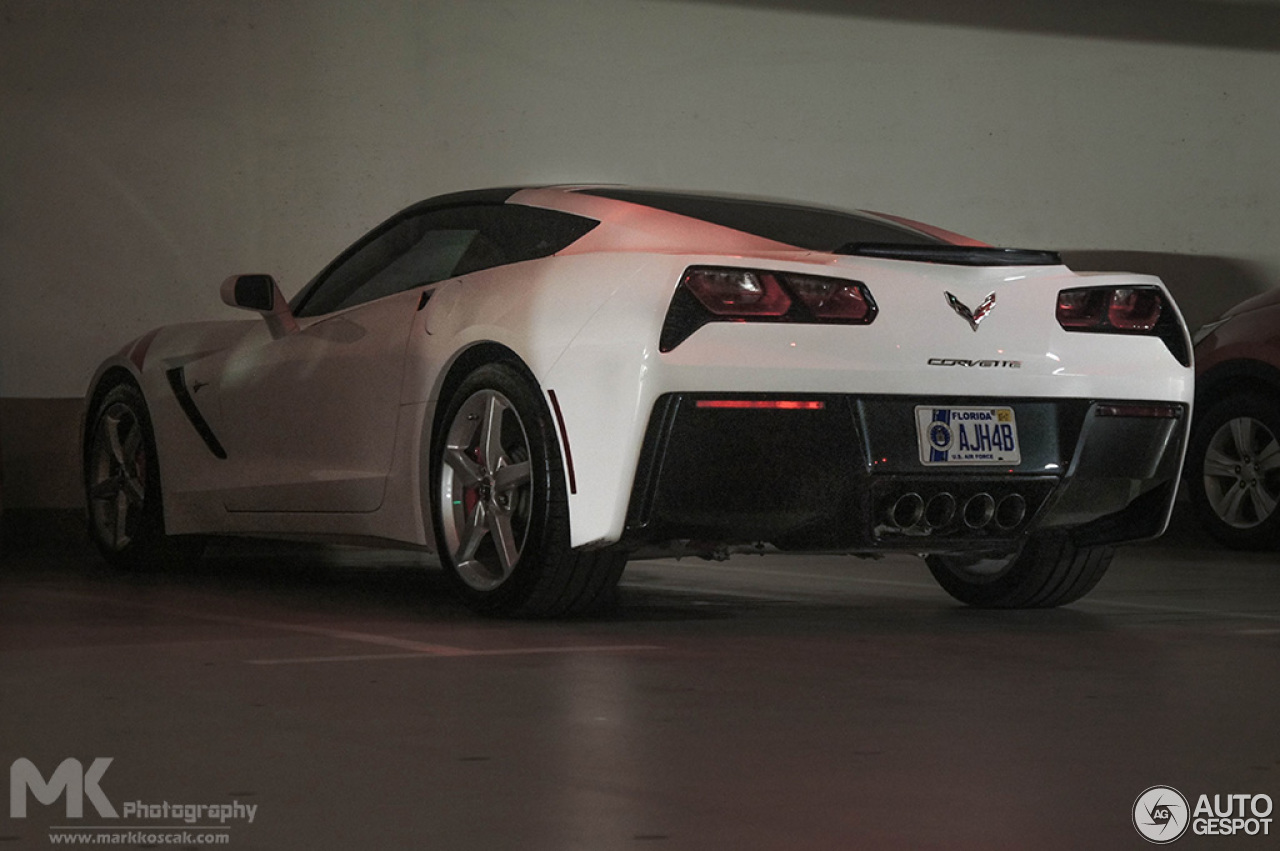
<box><xmin>928</xmin><ymin>358</ymin><xmax>1022</xmax><ymax>368</ymax></box>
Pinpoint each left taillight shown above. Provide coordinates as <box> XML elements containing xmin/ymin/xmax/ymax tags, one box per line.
<box><xmin>1056</xmin><ymin>285</ymin><xmax>1190</xmax><ymax>366</ymax></box>
<box><xmin>682</xmin><ymin>268</ymin><xmax>792</xmax><ymax>316</ymax></box>
<box><xmin>785</xmin><ymin>273</ymin><xmax>875</xmax><ymax>321</ymax></box>
<box><xmin>662</xmin><ymin>266</ymin><xmax>876</xmax><ymax>352</ymax></box>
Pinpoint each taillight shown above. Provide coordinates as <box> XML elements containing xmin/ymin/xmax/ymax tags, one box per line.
<box><xmin>1057</xmin><ymin>286</ymin><xmax>1163</xmax><ymax>333</ymax></box>
<box><xmin>682</xmin><ymin>269</ymin><xmax>791</xmax><ymax>316</ymax></box>
<box><xmin>661</xmin><ymin>266</ymin><xmax>877</xmax><ymax>351</ymax></box>
<box><xmin>785</xmin><ymin>274</ymin><xmax>874</xmax><ymax>321</ymax></box>
<box><xmin>1055</xmin><ymin>288</ymin><xmax>1108</xmax><ymax>329</ymax></box>
<box><xmin>1108</xmin><ymin>288</ymin><xmax>1162</xmax><ymax>331</ymax></box>
<box><xmin>1056</xmin><ymin>284</ymin><xmax>1190</xmax><ymax>366</ymax></box>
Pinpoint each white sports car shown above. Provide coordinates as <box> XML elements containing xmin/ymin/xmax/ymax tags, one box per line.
<box><xmin>83</xmin><ymin>187</ymin><xmax>1194</xmax><ymax>615</ymax></box>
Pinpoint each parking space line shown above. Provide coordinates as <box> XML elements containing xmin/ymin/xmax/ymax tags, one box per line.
<box><xmin>31</xmin><ymin>589</ymin><xmax>661</xmax><ymax>662</ymax></box>
<box><xmin>34</xmin><ymin>589</ymin><xmax>473</xmax><ymax>653</ymax></box>
<box><xmin>247</xmin><ymin>645</ymin><xmax>663</xmax><ymax>665</ymax></box>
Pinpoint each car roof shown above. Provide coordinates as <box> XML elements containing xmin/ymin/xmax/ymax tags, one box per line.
<box><xmin>410</xmin><ymin>185</ymin><xmax>971</xmax><ymax>252</ymax></box>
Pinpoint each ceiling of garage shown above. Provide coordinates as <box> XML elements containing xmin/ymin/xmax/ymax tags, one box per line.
<box><xmin>668</xmin><ymin>0</ymin><xmax>1280</xmax><ymax>50</ymax></box>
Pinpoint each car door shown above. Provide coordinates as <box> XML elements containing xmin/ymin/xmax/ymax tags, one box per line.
<box><xmin>214</xmin><ymin>209</ymin><xmax>486</xmax><ymax>513</ymax></box>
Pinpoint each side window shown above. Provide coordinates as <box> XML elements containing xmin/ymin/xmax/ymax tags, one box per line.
<box><xmin>341</xmin><ymin>227</ymin><xmax>477</xmax><ymax>308</ymax></box>
<box><xmin>295</xmin><ymin>212</ymin><xmax>478</xmax><ymax>317</ymax></box>
<box><xmin>294</xmin><ymin>204</ymin><xmax>598</xmax><ymax>317</ymax></box>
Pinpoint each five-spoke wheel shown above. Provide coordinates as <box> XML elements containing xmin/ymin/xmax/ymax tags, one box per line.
<box><xmin>431</xmin><ymin>363</ymin><xmax>626</xmax><ymax>617</ymax></box>
<box><xmin>85</xmin><ymin>383</ymin><xmax>182</xmax><ymax>567</ymax></box>
<box><xmin>87</xmin><ymin>399</ymin><xmax>149</xmax><ymax>552</ymax></box>
<box><xmin>439</xmin><ymin>387</ymin><xmax>534</xmax><ymax>592</ymax></box>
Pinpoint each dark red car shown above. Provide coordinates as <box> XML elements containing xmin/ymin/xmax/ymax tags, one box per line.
<box><xmin>1189</xmin><ymin>288</ymin><xmax>1280</xmax><ymax>548</ymax></box>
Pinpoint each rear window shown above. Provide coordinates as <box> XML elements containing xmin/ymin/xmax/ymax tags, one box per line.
<box><xmin>576</xmin><ymin>188</ymin><xmax>942</xmax><ymax>251</ymax></box>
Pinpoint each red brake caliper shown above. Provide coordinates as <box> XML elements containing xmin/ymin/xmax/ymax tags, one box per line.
<box><xmin>463</xmin><ymin>446</ymin><xmax>482</xmax><ymax>515</ymax></box>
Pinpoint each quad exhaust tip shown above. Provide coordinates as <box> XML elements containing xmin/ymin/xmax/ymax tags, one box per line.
<box><xmin>886</xmin><ymin>491</ymin><xmax>1027</xmax><ymax>531</ymax></box>
<box><xmin>925</xmin><ymin>492</ymin><xmax>956</xmax><ymax>528</ymax></box>
<box><xmin>962</xmin><ymin>493</ymin><xmax>995</xmax><ymax>529</ymax></box>
<box><xmin>994</xmin><ymin>493</ymin><xmax>1027</xmax><ymax>529</ymax></box>
<box><xmin>889</xmin><ymin>492</ymin><xmax>924</xmax><ymax>529</ymax></box>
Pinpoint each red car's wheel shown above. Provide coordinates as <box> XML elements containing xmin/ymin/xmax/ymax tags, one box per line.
<box><xmin>1188</xmin><ymin>392</ymin><xmax>1280</xmax><ymax>549</ymax></box>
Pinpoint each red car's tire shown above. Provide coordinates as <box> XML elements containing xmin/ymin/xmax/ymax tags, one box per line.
<box><xmin>1187</xmin><ymin>392</ymin><xmax>1280</xmax><ymax>550</ymax></box>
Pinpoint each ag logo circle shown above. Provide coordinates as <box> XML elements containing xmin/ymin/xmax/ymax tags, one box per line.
<box><xmin>1133</xmin><ymin>786</ymin><xmax>1190</xmax><ymax>843</ymax></box>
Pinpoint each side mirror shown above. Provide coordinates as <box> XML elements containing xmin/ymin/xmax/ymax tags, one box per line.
<box><xmin>220</xmin><ymin>274</ymin><xmax>298</xmax><ymax>338</ymax></box>
<box><xmin>224</xmin><ymin>274</ymin><xmax>275</xmax><ymax>311</ymax></box>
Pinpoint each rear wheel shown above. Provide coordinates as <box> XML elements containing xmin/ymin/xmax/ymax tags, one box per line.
<box><xmin>1187</xmin><ymin>392</ymin><xmax>1280</xmax><ymax>549</ymax></box>
<box><xmin>432</xmin><ymin>363</ymin><xmax>625</xmax><ymax>617</ymax></box>
<box><xmin>85</xmin><ymin>383</ymin><xmax>197</xmax><ymax>568</ymax></box>
<box><xmin>926</xmin><ymin>534</ymin><xmax>1113</xmax><ymax>608</ymax></box>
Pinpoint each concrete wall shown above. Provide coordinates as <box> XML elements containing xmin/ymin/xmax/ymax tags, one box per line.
<box><xmin>3</xmin><ymin>0</ymin><xmax>1279</xmax><ymax>508</ymax></box>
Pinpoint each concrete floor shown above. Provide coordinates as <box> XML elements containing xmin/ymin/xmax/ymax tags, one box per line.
<box><xmin>2</xmin><ymin>517</ymin><xmax>1278</xmax><ymax>850</ymax></box>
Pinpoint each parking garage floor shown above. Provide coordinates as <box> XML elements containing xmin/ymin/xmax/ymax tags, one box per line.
<box><xmin>2</xmin><ymin>515</ymin><xmax>1279</xmax><ymax>850</ymax></box>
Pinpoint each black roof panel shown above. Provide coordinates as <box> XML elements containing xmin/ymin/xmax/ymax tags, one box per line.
<box><xmin>575</xmin><ymin>187</ymin><xmax>943</xmax><ymax>251</ymax></box>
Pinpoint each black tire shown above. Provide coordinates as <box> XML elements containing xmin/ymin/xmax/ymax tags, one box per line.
<box><xmin>430</xmin><ymin>362</ymin><xmax>626</xmax><ymax>617</ymax></box>
<box><xmin>1186</xmin><ymin>392</ymin><xmax>1280</xmax><ymax>550</ymax></box>
<box><xmin>85</xmin><ymin>383</ymin><xmax>199</xmax><ymax>569</ymax></box>
<box><xmin>925</xmin><ymin>534</ymin><xmax>1114</xmax><ymax>608</ymax></box>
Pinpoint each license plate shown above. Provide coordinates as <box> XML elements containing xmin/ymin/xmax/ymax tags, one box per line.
<box><xmin>915</xmin><ymin>406</ymin><xmax>1021</xmax><ymax>465</ymax></box>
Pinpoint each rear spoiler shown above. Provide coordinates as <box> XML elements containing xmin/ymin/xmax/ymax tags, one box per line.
<box><xmin>837</xmin><ymin>243</ymin><xmax>1062</xmax><ymax>267</ymax></box>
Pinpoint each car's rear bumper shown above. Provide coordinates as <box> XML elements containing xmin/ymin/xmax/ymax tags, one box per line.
<box><xmin>621</xmin><ymin>393</ymin><xmax>1187</xmax><ymax>555</ymax></box>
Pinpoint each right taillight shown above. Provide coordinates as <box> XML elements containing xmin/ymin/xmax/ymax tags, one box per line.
<box><xmin>1057</xmin><ymin>286</ymin><xmax>1163</xmax><ymax>332</ymax></box>
<box><xmin>661</xmin><ymin>266</ymin><xmax>877</xmax><ymax>352</ymax></box>
<box><xmin>1108</xmin><ymin>288</ymin><xmax>1163</xmax><ymax>330</ymax></box>
<box><xmin>1056</xmin><ymin>285</ymin><xmax>1189</xmax><ymax>366</ymax></box>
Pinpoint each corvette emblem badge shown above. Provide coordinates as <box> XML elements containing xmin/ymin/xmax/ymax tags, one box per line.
<box><xmin>945</xmin><ymin>291</ymin><xmax>997</xmax><ymax>332</ymax></box>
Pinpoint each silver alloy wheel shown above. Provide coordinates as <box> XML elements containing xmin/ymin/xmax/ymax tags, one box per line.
<box><xmin>1202</xmin><ymin>415</ymin><xmax>1280</xmax><ymax>529</ymax></box>
<box><xmin>439</xmin><ymin>388</ymin><xmax>534</xmax><ymax>591</ymax></box>
<box><xmin>87</xmin><ymin>402</ymin><xmax>148</xmax><ymax>551</ymax></box>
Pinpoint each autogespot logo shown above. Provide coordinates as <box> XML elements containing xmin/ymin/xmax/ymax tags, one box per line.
<box><xmin>1134</xmin><ymin>786</ymin><xmax>1190</xmax><ymax>844</ymax></box>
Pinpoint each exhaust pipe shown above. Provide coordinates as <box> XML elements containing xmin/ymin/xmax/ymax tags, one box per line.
<box><xmin>924</xmin><ymin>492</ymin><xmax>956</xmax><ymax>528</ymax></box>
<box><xmin>995</xmin><ymin>493</ymin><xmax>1027</xmax><ymax>530</ymax></box>
<box><xmin>962</xmin><ymin>493</ymin><xmax>996</xmax><ymax>529</ymax></box>
<box><xmin>888</xmin><ymin>492</ymin><xmax>924</xmax><ymax>529</ymax></box>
